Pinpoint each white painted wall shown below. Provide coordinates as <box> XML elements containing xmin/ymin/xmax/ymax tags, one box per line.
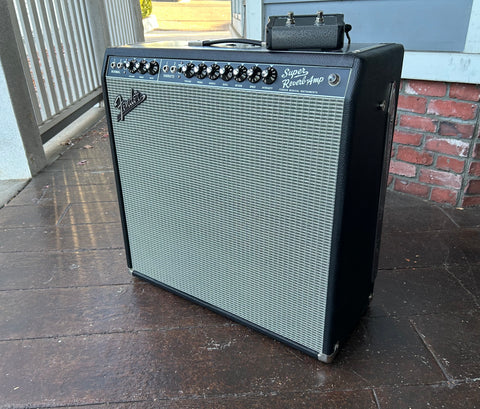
<box><xmin>403</xmin><ymin>0</ymin><xmax>480</xmax><ymax>83</ymax></box>
<box><xmin>0</xmin><ymin>62</ymin><xmax>31</xmax><ymax>180</ymax></box>
<box><xmin>243</xmin><ymin>0</ymin><xmax>480</xmax><ymax>84</ymax></box>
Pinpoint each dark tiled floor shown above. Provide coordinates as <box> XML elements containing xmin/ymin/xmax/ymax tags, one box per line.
<box><xmin>1</xmin><ymin>118</ymin><xmax>480</xmax><ymax>408</ymax></box>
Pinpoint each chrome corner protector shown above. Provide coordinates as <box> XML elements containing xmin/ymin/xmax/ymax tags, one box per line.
<box><xmin>318</xmin><ymin>342</ymin><xmax>339</xmax><ymax>363</ymax></box>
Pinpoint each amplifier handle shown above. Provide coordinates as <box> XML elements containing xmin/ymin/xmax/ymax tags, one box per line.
<box><xmin>188</xmin><ymin>38</ymin><xmax>263</xmax><ymax>47</ymax></box>
<box><xmin>371</xmin><ymin>81</ymin><xmax>398</xmax><ymax>284</ymax></box>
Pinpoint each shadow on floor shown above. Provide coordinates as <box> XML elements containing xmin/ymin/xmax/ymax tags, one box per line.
<box><xmin>1</xmin><ymin>118</ymin><xmax>480</xmax><ymax>408</ymax></box>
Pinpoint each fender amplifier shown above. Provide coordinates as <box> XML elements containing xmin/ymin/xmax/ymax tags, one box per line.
<box><xmin>102</xmin><ymin>43</ymin><xmax>403</xmax><ymax>362</ymax></box>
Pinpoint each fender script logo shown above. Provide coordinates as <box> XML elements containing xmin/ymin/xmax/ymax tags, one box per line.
<box><xmin>114</xmin><ymin>89</ymin><xmax>147</xmax><ymax>121</ymax></box>
<box><xmin>281</xmin><ymin>68</ymin><xmax>324</xmax><ymax>89</ymax></box>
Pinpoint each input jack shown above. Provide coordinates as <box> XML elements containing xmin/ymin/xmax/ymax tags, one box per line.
<box><xmin>110</xmin><ymin>62</ymin><xmax>116</xmax><ymax>69</ymax></box>
<box><xmin>116</xmin><ymin>62</ymin><xmax>123</xmax><ymax>69</ymax></box>
<box><xmin>170</xmin><ymin>65</ymin><xmax>177</xmax><ymax>73</ymax></box>
<box><xmin>162</xmin><ymin>65</ymin><xmax>169</xmax><ymax>73</ymax></box>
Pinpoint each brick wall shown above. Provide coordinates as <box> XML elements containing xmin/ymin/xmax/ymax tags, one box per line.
<box><xmin>389</xmin><ymin>80</ymin><xmax>480</xmax><ymax>207</ymax></box>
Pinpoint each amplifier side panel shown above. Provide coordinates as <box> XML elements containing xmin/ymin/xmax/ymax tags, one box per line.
<box><xmin>323</xmin><ymin>44</ymin><xmax>404</xmax><ymax>355</ymax></box>
<box><xmin>105</xmin><ymin>77</ymin><xmax>345</xmax><ymax>356</ymax></box>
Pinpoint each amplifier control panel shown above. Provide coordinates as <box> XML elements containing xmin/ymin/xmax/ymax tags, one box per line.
<box><xmin>106</xmin><ymin>56</ymin><xmax>351</xmax><ymax>97</ymax></box>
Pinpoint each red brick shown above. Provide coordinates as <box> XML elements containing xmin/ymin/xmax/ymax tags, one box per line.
<box><xmin>427</xmin><ymin>99</ymin><xmax>477</xmax><ymax>120</ymax></box>
<box><xmin>394</xmin><ymin>179</ymin><xmax>430</xmax><ymax>197</ymax></box>
<box><xmin>419</xmin><ymin>169</ymin><xmax>462</xmax><ymax>189</ymax></box>
<box><xmin>387</xmin><ymin>174</ymin><xmax>393</xmax><ymax>186</ymax></box>
<box><xmin>425</xmin><ymin>136</ymin><xmax>470</xmax><ymax>157</ymax></box>
<box><xmin>449</xmin><ymin>83</ymin><xmax>480</xmax><ymax>102</ymax></box>
<box><xmin>439</xmin><ymin>121</ymin><xmax>475</xmax><ymax>139</ymax></box>
<box><xmin>469</xmin><ymin>161</ymin><xmax>480</xmax><ymax>177</ymax></box>
<box><xmin>389</xmin><ymin>160</ymin><xmax>416</xmax><ymax>177</ymax></box>
<box><xmin>466</xmin><ymin>180</ymin><xmax>480</xmax><ymax>195</ymax></box>
<box><xmin>393</xmin><ymin>130</ymin><xmax>423</xmax><ymax>146</ymax></box>
<box><xmin>474</xmin><ymin>143</ymin><xmax>480</xmax><ymax>159</ymax></box>
<box><xmin>399</xmin><ymin>115</ymin><xmax>437</xmax><ymax>132</ymax></box>
<box><xmin>397</xmin><ymin>95</ymin><xmax>427</xmax><ymax>114</ymax></box>
<box><xmin>462</xmin><ymin>196</ymin><xmax>480</xmax><ymax>207</ymax></box>
<box><xmin>436</xmin><ymin>156</ymin><xmax>465</xmax><ymax>173</ymax></box>
<box><xmin>431</xmin><ymin>187</ymin><xmax>458</xmax><ymax>206</ymax></box>
<box><xmin>405</xmin><ymin>80</ymin><xmax>447</xmax><ymax>97</ymax></box>
<box><xmin>397</xmin><ymin>146</ymin><xmax>433</xmax><ymax>165</ymax></box>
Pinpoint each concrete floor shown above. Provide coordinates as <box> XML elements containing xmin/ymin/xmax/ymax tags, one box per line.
<box><xmin>1</xmin><ymin>118</ymin><xmax>480</xmax><ymax>408</ymax></box>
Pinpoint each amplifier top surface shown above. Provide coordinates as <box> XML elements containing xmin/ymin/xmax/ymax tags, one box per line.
<box><xmin>113</xmin><ymin>41</ymin><xmax>384</xmax><ymax>55</ymax></box>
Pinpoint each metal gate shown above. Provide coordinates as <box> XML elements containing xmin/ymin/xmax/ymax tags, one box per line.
<box><xmin>6</xmin><ymin>0</ymin><xmax>144</xmax><ymax>143</ymax></box>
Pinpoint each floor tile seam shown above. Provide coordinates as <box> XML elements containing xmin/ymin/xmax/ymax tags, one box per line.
<box><xmin>0</xmin><ymin>388</ymin><xmax>390</xmax><ymax>409</ymax></box>
<box><xmin>0</xmin><ymin>247</ymin><xmax>125</xmax><ymax>255</ymax></box>
<box><xmin>383</xmin><ymin>227</ymin><xmax>480</xmax><ymax>235</ymax></box>
<box><xmin>53</xmin><ymin>159</ymin><xmax>113</xmax><ymax>163</ymax></box>
<box><xmin>391</xmin><ymin>310</ymin><xmax>480</xmax><ymax>321</ymax></box>
<box><xmin>0</xmin><ymin>247</ymin><xmax>125</xmax><ymax>254</ymax></box>
<box><xmin>48</xmin><ymin>155</ymin><xmax>112</xmax><ymax>160</ymax></box>
<box><xmin>2</xmin><ymin>200</ymin><xmax>117</xmax><ymax>209</ymax></box>
<box><xmin>371</xmin><ymin>388</ymin><xmax>381</xmax><ymax>409</ymax></box>
<box><xmin>42</xmin><ymin>169</ymin><xmax>114</xmax><ymax>173</ymax></box>
<box><xmin>158</xmin><ymin>387</ymin><xmax>388</xmax><ymax>401</ymax></box>
<box><xmin>377</xmin><ymin>260</ymin><xmax>480</xmax><ymax>272</ymax></box>
<box><xmin>383</xmin><ymin>228</ymin><xmax>461</xmax><ymax>234</ymax></box>
<box><xmin>1</xmin><ymin>222</ymin><xmax>121</xmax><ymax>230</ymax></box>
<box><xmin>0</xmin><ymin>282</ymin><xmax>135</xmax><ymax>293</ymax></box>
<box><xmin>29</xmin><ymin>381</ymin><xmax>477</xmax><ymax>409</ymax></box>
<box><xmin>0</xmin><ymin>398</ymin><xmax>150</xmax><ymax>409</ymax></box>
<box><xmin>27</xmin><ymin>181</ymin><xmax>115</xmax><ymax>188</ymax></box>
<box><xmin>437</xmin><ymin>205</ymin><xmax>461</xmax><ymax>228</ymax></box>
<box><xmin>377</xmin><ymin>264</ymin><xmax>458</xmax><ymax>273</ymax></box>
<box><xmin>374</xmin><ymin>377</ymin><xmax>480</xmax><ymax>392</ymax></box>
<box><xmin>408</xmin><ymin>318</ymin><xmax>453</xmax><ymax>383</ymax></box>
<box><xmin>55</xmin><ymin>203</ymin><xmax>72</xmax><ymax>226</ymax></box>
<box><xmin>54</xmin><ymin>161</ymin><xmax>114</xmax><ymax>166</ymax></box>
<box><xmin>443</xmin><ymin>261</ymin><xmax>480</xmax><ymax>309</ymax></box>
<box><xmin>1</xmin><ymin>221</ymin><xmax>122</xmax><ymax>229</ymax></box>
<box><xmin>0</xmin><ymin>248</ymin><xmax>125</xmax><ymax>255</ymax></box>
<box><xmin>367</xmin><ymin>309</ymin><xmax>480</xmax><ymax>321</ymax></box>
<box><xmin>158</xmin><ymin>381</ymin><xmax>480</xmax><ymax>400</ymax></box>
<box><xmin>0</xmin><ymin>323</ymin><xmax>240</xmax><ymax>344</ymax></box>
<box><xmin>360</xmin><ymin>380</ymin><xmax>452</xmax><ymax>392</ymax></box>
<box><xmin>37</xmin><ymin>169</ymin><xmax>114</xmax><ymax>174</ymax></box>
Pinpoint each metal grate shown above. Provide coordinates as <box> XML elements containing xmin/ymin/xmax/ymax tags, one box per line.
<box><xmin>107</xmin><ymin>78</ymin><xmax>345</xmax><ymax>353</ymax></box>
<box><xmin>8</xmin><ymin>0</ymin><xmax>142</xmax><ymax>142</ymax></box>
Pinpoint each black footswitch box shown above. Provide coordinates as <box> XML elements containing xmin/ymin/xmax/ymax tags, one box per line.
<box><xmin>266</xmin><ymin>12</ymin><xmax>348</xmax><ymax>50</ymax></box>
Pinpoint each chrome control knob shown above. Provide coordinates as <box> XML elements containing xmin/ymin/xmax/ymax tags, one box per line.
<box><xmin>194</xmin><ymin>63</ymin><xmax>208</xmax><ymax>79</ymax></box>
<box><xmin>181</xmin><ymin>62</ymin><xmax>195</xmax><ymax>78</ymax></box>
<box><xmin>207</xmin><ymin>64</ymin><xmax>220</xmax><ymax>80</ymax></box>
<box><xmin>261</xmin><ymin>67</ymin><xmax>277</xmax><ymax>84</ymax></box>
<box><xmin>126</xmin><ymin>59</ymin><xmax>140</xmax><ymax>74</ymax></box>
<box><xmin>247</xmin><ymin>66</ymin><xmax>262</xmax><ymax>83</ymax></box>
<box><xmin>233</xmin><ymin>65</ymin><xmax>247</xmax><ymax>82</ymax></box>
<box><xmin>149</xmin><ymin>61</ymin><xmax>159</xmax><ymax>75</ymax></box>
<box><xmin>220</xmin><ymin>64</ymin><xmax>233</xmax><ymax>81</ymax></box>
<box><xmin>138</xmin><ymin>59</ymin><xmax>150</xmax><ymax>74</ymax></box>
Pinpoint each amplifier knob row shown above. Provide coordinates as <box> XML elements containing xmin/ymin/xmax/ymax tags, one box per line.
<box><xmin>179</xmin><ymin>63</ymin><xmax>277</xmax><ymax>84</ymax></box>
<box><xmin>124</xmin><ymin>59</ymin><xmax>159</xmax><ymax>75</ymax></box>
<box><xmin>121</xmin><ymin>59</ymin><xmax>278</xmax><ymax>84</ymax></box>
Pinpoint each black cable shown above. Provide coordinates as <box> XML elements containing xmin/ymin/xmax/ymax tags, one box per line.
<box><xmin>345</xmin><ymin>24</ymin><xmax>352</xmax><ymax>45</ymax></box>
<box><xmin>200</xmin><ymin>38</ymin><xmax>262</xmax><ymax>47</ymax></box>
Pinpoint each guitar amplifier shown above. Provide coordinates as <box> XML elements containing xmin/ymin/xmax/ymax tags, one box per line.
<box><xmin>102</xmin><ymin>43</ymin><xmax>403</xmax><ymax>362</ymax></box>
